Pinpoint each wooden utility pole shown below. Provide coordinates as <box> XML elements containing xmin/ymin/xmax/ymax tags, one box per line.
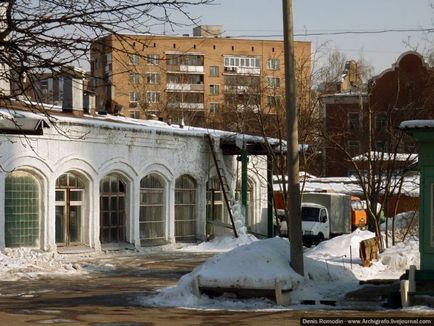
<box><xmin>282</xmin><ymin>0</ymin><xmax>304</xmax><ymax>276</ymax></box>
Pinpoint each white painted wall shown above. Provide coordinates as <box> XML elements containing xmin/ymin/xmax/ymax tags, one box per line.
<box><xmin>0</xmin><ymin>118</ymin><xmax>270</xmax><ymax>251</ymax></box>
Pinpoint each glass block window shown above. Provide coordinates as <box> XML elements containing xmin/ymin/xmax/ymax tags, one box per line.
<box><xmin>100</xmin><ymin>174</ymin><xmax>126</xmax><ymax>243</ymax></box>
<box><xmin>175</xmin><ymin>175</ymin><xmax>197</xmax><ymax>242</ymax></box>
<box><xmin>5</xmin><ymin>171</ymin><xmax>40</xmax><ymax>247</ymax></box>
<box><xmin>140</xmin><ymin>174</ymin><xmax>165</xmax><ymax>245</ymax></box>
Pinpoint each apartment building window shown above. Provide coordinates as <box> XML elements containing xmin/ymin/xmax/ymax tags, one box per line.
<box><xmin>129</xmin><ymin>110</ymin><xmax>140</xmax><ymax>119</ymax></box>
<box><xmin>224</xmin><ymin>56</ymin><xmax>260</xmax><ymax>69</ymax></box>
<box><xmin>210</xmin><ymin>84</ymin><xmax>220</xmax><ymax>96</ymax></box>
<box><xmin>267</xmin><ymin>77</ymin><xmax>280</xmax><ymax>88</ymax></box>
<box><xmin>348</xmin><ymin>112</ymin><xmax>361</xmax><ymax>130</ymax></box>
<box><xmin>375</xmin><ymin>112</ymin><xmax>387</xmax><ymax>130</ymax></box>
<box><xmin>267</xmin><ymin>58</ymin><xmax>280</xmax><ymax>70</ymax></box>
<box><xmin>209</xmin><ymin>103</ymin><xmax>220</xmax><ymax>113</ymax></box>
<box><xmin>267</xmin><ymin>95</ymin><xmax>280</xmax><ymax>107</ymax></box>
<box><xmin>347</xmin><ymin>140</ymin><xmax>360</xmax><ymax>156</ymax></box>
<box><xmin>375</xmin><ymin>140</ymin><xmax>388</xmax><ymax>152</ymax></box>
<box><xmin>128</xmin><ymin>54</ymin><xmax>139</xmax><ymax>65</ymax></box>
<box><xmin>129</xmin><ymin>91</ymin><xmax>140</xmax><ymax>103</ymax></box>
<box><xmin>146</xmin><ymin>72</ymin><xmax>160</xmax><ymax>84</ymax></box>
<box><xmin>209</xmin><ymin>66</ymin><xmax>219</xmax><ymax>77</ymax></box>
<box><xmin>129</xmin><ymin>72</ymin><xmax>140</xmax><ymax>85</ymax></box>
<box><xmin>146</xmin><ymin>91</ymin><xmax>160</xmax><ymax>103</ymax></box>
<box><xmin>146</xmin><ymin>54</ymin><xmax>160</xmax><ymax>65</ymax></box>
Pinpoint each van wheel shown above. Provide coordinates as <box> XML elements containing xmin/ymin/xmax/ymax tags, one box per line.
<box><xmin>315</xmin><ymin>234</ymin><xmax>324</xmax><ymax>245</ymax></box>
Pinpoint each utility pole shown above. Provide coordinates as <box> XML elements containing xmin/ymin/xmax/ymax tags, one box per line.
<box><xmin>282</xmin><ymin>0</ymin><xmax>304</xmax><ymax>276</ymax></box>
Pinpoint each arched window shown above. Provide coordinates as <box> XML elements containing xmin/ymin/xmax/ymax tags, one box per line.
<box><xmin>175</xmin><ymin>175</ymin><xmax>197</xmax><ymax>242</ymax></box>
<box><xmin>100</xmin><ymin>174</ymin><xmax>126</xmax><ymax>243</ymax></box>
<box><xmin>55</xmin><ymin>172</ymin><xmax>85</xmax><ymax>246</ymax></box>
<box><xmin>140</xmin><ymin>174</ymin><xmax>165</xmax><ymax>245</ymax></box>
<box><xmin>5</xmin><ymin>171</ymin><xmax>40</xmax><ymax>247</ymax></box>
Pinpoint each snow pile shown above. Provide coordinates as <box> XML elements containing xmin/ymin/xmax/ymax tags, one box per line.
<box><xmin>379</xmin><ymin>239</ymin><xmax>420</xmax><ymax>273</ymax></box>
<box><xmin>0</xmin><ymin>248</ymin><xmax>84</xmax><ymax>280</ymax></box>
<box><xmin>143</xmin><ymin>228</ymin><xmax>423</xmax><ymax>309</ymax></box>
<box><xmin>304</xmin><ymin>230</ymin><xmax>376</xmax><ymax>281</ymax></box>
<box><xmin>382</xmin><ymin>211</ymin><xmax>419</xmax><ymax>243</ymax></box>
<box><xmin>196</xmin><ymin>237</ymin><xmax>303</xmax><ymax>290</ymax></box>
<box><xmin>144</xmin><ymin>237</ymin><xmax>304</xmax><ymax>308</ymax></box>
<box><xmin>179</xmin><ymin>233</ymin><xmax>258</xmax><ymax>252</ymax></box>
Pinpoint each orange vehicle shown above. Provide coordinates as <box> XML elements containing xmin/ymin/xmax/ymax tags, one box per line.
<box><xmin>351</xmin><ymin>196</ymin><xmax>367</xmax><ymax>230</ymax></box>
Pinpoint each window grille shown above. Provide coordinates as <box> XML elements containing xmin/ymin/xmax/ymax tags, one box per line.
<box><xmin>175</xmin><ymin>175</ymin><xmax>197</xmax><ymax>242</ymax></box>
<box><xmin>140</xmin><ymin>174</ymin><xmax>165</xmax><ymax>245</ymax></box>
<box><xmin>100</xmin><ymin>174</ymin><xmax>126</xmax><ymax>243</ymax></box>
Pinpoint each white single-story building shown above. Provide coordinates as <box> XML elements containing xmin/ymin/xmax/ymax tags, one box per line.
<box><xmin>0</xmin><ymin>108</ymin><xmax>280</xmax><ymax>252</ymax></box>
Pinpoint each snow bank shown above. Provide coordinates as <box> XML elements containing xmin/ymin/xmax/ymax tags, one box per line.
<box><xmin>143</xmin><ymin>229</ymin><xmax>423</xmax><ymax>309</ymax></box>
<box><xmin>196</xmin><ymin>237</ymin><xmax>303</xmax><ymax>290</ymax></box>
<box><xmin>0</xmin><ymin>248</ymin><xmax>85</xmax><ymax>280</ymax></box>
<box><xmin>179</xmin><ymin>233</ymin><xmax>258</xmax><ymax>252</ymax></box>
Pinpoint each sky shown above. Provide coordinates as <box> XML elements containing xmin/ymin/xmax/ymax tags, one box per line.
<box><xmin>153</xmin><ymin>0</ymin><xmax>434</xmax><ymax>76</ymax></box>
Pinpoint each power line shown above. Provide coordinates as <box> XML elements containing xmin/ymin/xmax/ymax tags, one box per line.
<box><xmin>226</xmin><ymin>27</ymin><xmax>434</xmax><ymax>38</ymax></box>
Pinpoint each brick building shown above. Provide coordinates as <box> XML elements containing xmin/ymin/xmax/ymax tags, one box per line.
<box><xmin>90</xmin><ymin>26</ymin><xmax>311</xmax><ymax>129</ymax></box>
<box><xmin>321</xmin><ymin>51</ymin><xmax>434</xmax><ymax>177</ymax></box>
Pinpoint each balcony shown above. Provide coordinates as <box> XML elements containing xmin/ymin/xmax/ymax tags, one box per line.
<box><xmin>166</xmin><ymin>83</ymin><xmax>204</xmax><ymax>92</ymax></box>
<box><xmin>167</xmin><ymin>102</ymin><xmax>205</xmax><ymax>111</ymax></box>
<box><xmin>236</xmin><ymin>104</ymin><xmax>260</xmax><ymax>113</ymax></box>
<box><xmin>224</xmin><ymin>85</ymin><xmax>251</xmax><ymax>94</ymax></box>
<box><xmin>224</xmin><ymin>66</ymin><xmax>260</xmax><ymax>75</ymax></box>
<box><xmin>167</xmin><ymin>65</ymin><xmax>204</xmax><ymax>74</ymax></box>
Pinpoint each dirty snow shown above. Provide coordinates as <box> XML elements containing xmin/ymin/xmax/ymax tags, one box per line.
<box><xmin>0</xmin><ymin>212</ymin><xmax>429</xmax><ymax>312</ymax></box>
<box><xmin>141</xmin><ymin>218</ymin><xmax>425</xmax><ymax>311</ymax></box>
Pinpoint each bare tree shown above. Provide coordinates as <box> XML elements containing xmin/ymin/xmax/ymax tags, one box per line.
<box><xmin>0</xmin><ymin>0</ymin><xmax>213</xmax><ymax>109</ymax></box>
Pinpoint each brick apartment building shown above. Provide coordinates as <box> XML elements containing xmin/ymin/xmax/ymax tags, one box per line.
<box><xmin>321</xmin><ymin>51</ymin><xmax>434</xmax><ymax>177</ymax></box>
<box><xmin>90</xmin><ymin>25</ymin><xmax>311</xmax><ymax>129</ymax></box>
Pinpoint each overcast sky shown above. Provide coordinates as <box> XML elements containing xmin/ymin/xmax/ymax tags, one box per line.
<box><xmin>154</xmin><ymin>0</ymin><xmax>434</xmax><ymax>75</ymax></box>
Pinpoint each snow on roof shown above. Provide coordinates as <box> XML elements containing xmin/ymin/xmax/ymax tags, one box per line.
<box><xmin>400</xmin><ymin>120</ymin><xmax>434</xmax><ymax>129</ymax></box>
<box><xmin>273</xmin><ymin>175</ymin><xmax>420</xmax><ymax>197</ymax></box>
<box><xmin>1</xmin><ymin>107</ymin><xmax>286</xmax><ymax>151</ymax></box>
<box><xmin>352</xmin><ymin>151</ymin><xmax>418</xmax><ymax>162</ymax></box>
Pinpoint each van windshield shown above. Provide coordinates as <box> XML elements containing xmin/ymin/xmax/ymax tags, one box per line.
<box><xmin>301</xmin><ymin>207</ymin><xmax>320</xmax><ymax>222</ymax></box>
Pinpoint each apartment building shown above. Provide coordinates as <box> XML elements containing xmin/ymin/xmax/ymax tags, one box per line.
<box><xmin>90</xmin><ymin>26</ymin><xmax>311</xmax><ymax>127</ymax></box>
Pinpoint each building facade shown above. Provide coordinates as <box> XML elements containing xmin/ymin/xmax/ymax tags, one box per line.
<box><xmin>0</xmin><ymin>109</ymin><xmax>274</xmax><ymax>251</ymax></box>
<box><xmin>90</xmin><ymin>27</ymin><xmax>311</xmax><ymax>128</ymax></box>
<box><xmin>321</xmin><ymin>51</ymin><xmax>434</xmax><ymax>177</ymax></box>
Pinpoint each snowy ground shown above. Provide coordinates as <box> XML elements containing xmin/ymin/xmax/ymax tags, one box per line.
<box><xmin>0</xmin><ymin>216</ymin><xmax>430</xmax><ymax>312</ymax></box>
<box><xmin>139</xmin><ymin>229</ymin><xmax>423</xmax><ymax>311</ymax></box>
